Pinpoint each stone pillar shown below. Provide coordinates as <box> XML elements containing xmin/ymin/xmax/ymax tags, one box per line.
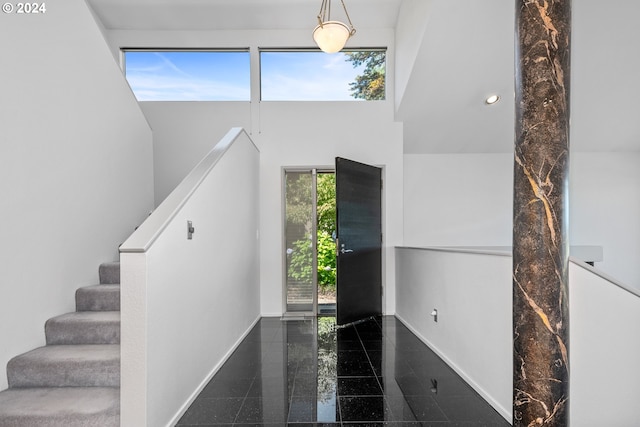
<box><xmin>513</xmin><ymin>1</ymin><xmax>571</xmax><ymax>426</ymax></box>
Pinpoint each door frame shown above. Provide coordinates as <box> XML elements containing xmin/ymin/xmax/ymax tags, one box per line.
<box><xmin>281</xmin><ymin>165</ymin><xmax>386</xmax><ymax>317</ymax></box>
<box><xmin>281</xmin><ymin>166</ymin><xmax>329</xmax><ymax>317</ymax></box>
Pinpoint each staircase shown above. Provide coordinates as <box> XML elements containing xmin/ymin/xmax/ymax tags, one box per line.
<box><xmin>0</xmin><ymin>262</ymin><xmax>121</xmax><ymax>426</ymax></box>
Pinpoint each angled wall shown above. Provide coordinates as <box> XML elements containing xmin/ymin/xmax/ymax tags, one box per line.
<box><xmin>0</xmin><ymin>0</ymin><xmax>154</xmax><ymax>389</ymax></box>
<box><xmin>394</xmin><ymin>0</ymin><xmax>431</xmax><ymax>109</ymax></box>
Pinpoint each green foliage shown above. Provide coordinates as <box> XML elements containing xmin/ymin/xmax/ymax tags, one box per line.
<box><xmin>346</xmin><ymin>51</ymin><xmax>386</xmax><ymax>100</ymax></box>
<box><xmin>288</xmin><ymin>232</ymin><xmax>335</xmax><ymax>291</ymax></box>
<box><xmin>316</xmin><ymin>173</ymin><xmax>336</xmax><ymax>291</ymax></box>
<box><xmin>285</xmin><ymin>173</ymin><xmax>312</xmax><ymax>231</ymax></box>
<box><xmin>288</xmin><ymin>237</ymin><xmax>312</xmax><ymax>283</ymax></box>
<box><xmin>317</xmin><ymin>231</ymin><xmax>336</xmax><ymax>290</ymax></box>
<box><xmin>286</xmin><ymin>172</ymin><xmax>336</xmax><ymax>291</ymax></box>
<box><xmin>316</xmin><ymin>173</ymin><xmax>336</xmax><ymax>235</ymax></box>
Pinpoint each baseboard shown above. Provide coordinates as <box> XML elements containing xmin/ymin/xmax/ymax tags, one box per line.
<box><xmin>394</xmin><ymin>314</ymin><xmax>512</xmax><ymax>424</ymax></box>
<box><xmin>165</xmin><ymin>315</ymin><xmax>262</xmax><ymax>427</ymax></box>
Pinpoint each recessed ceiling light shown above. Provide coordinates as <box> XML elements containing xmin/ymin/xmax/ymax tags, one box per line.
<box><xmin>485</xmin><ymin>95</ymin><xmax>500</xmax><ymax>105</ymax></box>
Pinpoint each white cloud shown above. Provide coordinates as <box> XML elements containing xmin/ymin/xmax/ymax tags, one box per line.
<box><xmin>261</xmin><ymin>53</ymin><xmax>363</xmax><ymax>101</ymax></box>
<box><xmin>126</xmin><ymin>74</ymin><xmax>249</xmax><ymax>101</ymax></box>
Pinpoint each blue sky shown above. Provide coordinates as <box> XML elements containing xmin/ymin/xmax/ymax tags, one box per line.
<box><xmin>260</xmin><ymin>51</ymin><xmax>366</xmax><ymax>101</ymax></box>
<box><xmin>125</xmin><ymin>51</ymin><xmax>251</xmax><ymax>101</ymax></box>
<box><xmin>125</xmin><ymin>51</ymin><xmax>368</xmax><ymax>101</ymax></box>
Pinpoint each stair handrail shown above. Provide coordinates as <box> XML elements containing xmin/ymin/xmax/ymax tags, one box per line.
<box><xmin>398</xmin><ymin>245</ymin><xmax>640</xmax><ymax>299</ymax></box>
<box><xmin>570</xmin><ymin>256</ymin><xmax>640</xmax><ymax>298</ymax></box>
<box><xmin>120</xmin><ymin>127</ymin><xmax>256</xmax><ymax>254</ymax></box>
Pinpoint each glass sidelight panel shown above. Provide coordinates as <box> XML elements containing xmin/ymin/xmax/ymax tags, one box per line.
<box><xmin>284</xmin><ymin>171</ymin><xmax>316</xmax><ymax>313</ymax></box>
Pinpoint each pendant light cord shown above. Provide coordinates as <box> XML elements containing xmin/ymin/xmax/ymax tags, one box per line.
<box><xmin>340</xmin><ymin>0</ymin><xmax>356</xmax><ymax>35</ymax></box>
<box><xmin>317</xmin><ymin>0</ymin><xmax>356</xmax><ymax>35</ymax></box>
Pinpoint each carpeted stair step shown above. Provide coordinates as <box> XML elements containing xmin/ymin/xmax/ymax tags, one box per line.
<box><xmin>76</xmin><ymin>284</ymin><xmax>120</xmax><ymax>311</ymax></box>
<box><xmin>7</xmin><ymin>345</ymin><xmax>120</xmax><ymax>388</ymax></box>
<box><xmin>98</xmin><ymin>262</ymin><xmax>120</xmax><ymax>285</ymax></box>
<box><xmin>45</xmin><ymin>312</ymin><xmax>120</xmax><ymax>345</ymax></box>
<box><xmin>0</xmin><ymin>387</ymin><xmax>119</xmax><ymax>427</ymax></box>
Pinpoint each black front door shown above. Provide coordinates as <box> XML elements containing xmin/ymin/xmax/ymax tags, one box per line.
<box><xmin>335</xmin><ymin>157</ymin><xmax>382</xmax><ymax>326</ymax></box>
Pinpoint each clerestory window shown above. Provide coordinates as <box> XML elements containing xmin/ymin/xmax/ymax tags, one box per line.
<box><xmin>123</xmin><ymin>50</ymin><xmax>251</xmax><ymax>101</ymax></box>
<box><xmin>260</xmin><ymin>49</ymin><xmax>386</xmax><ymax>101</ymax></box>
<box><xmin>121</xmin><ymin>48</ymin><xmax>386</xmax><ymax>102</ymax></box>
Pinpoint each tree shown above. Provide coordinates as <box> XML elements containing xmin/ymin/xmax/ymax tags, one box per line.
<box><xmin>285</xmin><ymin>173</ymin><xmax>313</xmax><ymax>230</ymax></box>
<box><xmin>346</xmin><ymin>51</ymin><xmax>386</xmax><ymax>100</ymax></box>
<box><xmin>316</xmin><ymin>174</ymin><xmax>336</xmax><ymax>291</ymax></box>
<box><xmin>287</xmin><ymin>173</ymin><xmax>336</xmax><ymax>292</ymax></box>
<box><xmin>316</xmin><ymin>173</ymin><xmax>336</xmax><ymax>235</ymax></box>
<box><xmin>317</xmin><ymin>231</ymin><xmax>336</xmax><ymax>289</ymax></box>
<box><xmin>285</xmin><ymin>173</ymin><xmax>313</xmax><ymax>285</ymax></box>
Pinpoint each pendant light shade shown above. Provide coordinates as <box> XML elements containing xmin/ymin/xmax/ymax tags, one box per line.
<box><xmin>313</xmin><ymin>21</ymin><xmax>351</xmax><ymax>53</ymax></box>
<box><xmin>314</xmin><ymin>0</ymin><xmax>356</xmax><ymax>54</ymax></box>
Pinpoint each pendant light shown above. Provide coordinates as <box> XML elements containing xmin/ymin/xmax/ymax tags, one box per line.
<box><xmin>313</xmin><ymin>0</ymin><xmax>356</xmax><ymax>53</ymax></box>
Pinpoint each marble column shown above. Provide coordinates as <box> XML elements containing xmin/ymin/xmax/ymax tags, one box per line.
<box><xmin>513</xmin><ymin>1</ymin><xmax>571</xmax><ymax>426</ymax></box>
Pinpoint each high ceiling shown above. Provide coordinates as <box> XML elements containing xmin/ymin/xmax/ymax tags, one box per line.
<box><xmin>87</xmin><ymin>0</ymin><xmax>640</xmax><ymax>153</ymax></box>
<box><xmin>88</xmin><ymin>0</ymin><xmax>402</xmax><ymax>31</ymax></box>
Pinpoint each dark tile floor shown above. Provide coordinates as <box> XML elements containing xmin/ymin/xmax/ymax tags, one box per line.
<box><xmin>176</xmin><ymin>316</ymin><xmax>510</xmax><ymax>426</ymax></box>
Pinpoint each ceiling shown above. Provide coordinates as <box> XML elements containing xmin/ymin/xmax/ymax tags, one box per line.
<box><xmin>87</xmin><ymin>0</ymin><xmax>640</xmax><ymax>154</ymax></box>
<box><xmin>88</xmin><ymin>0</ymin><xmax>402</xmax><ymax>31</ymax></box>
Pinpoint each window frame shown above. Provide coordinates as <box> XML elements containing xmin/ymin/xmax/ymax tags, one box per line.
<box><xmin>258</xmin><ymin>47</ymin><xmax>387</xmax><ymax>102</ymax></box>
<box><xmin>121</xmin><ymin>48</ymin><xmax>252</xmax><ymax>102</ymax></box>
<box><xmin>119</xmin><ymin>47</ymin><xmax>388</xmax><ymax>102</ymax></box>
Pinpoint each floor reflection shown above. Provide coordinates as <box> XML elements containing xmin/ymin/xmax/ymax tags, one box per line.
<box><xmin>176</xmin><ymin>316</ymin><xmax>510</xmax><ymax>426</ymax></box>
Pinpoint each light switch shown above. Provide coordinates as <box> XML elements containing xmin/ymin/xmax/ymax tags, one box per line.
<box><xmin>187</xmin><ymin>221</ymin><xmax>195</xmax><ymax>240</ymax></box>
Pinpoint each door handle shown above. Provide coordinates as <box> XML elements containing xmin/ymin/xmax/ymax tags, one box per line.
<box><xmin>340</xmin><ymin>244</ymin><xmax>353</xmax><ymax>254</ymax></box>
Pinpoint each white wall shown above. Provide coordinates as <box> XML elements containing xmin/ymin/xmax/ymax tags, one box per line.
<box><xmin>403</xmin><ymin>153</ymin><xmax>513</xmax><ymax>247</ymax></box>
<box><xmin>403</xmin><ymin>152</ymin><xmax>640</xmax><ymax>291</ymax></box>
<box><xmin>394</xmin><ymin>0</ymin><xmax>431</xmax><ymax>109</ymax></box>
<box><xmin>106</xmin><ymin>28</ymin><xmax>404</xmax><ymax>317</ymax></box>
<box><xmin>571</xmin><ymin>1</ymin><xmax>640</xmax><ymax>152</ymax></box>
<box><xmin>120</xmin><ymin>130</ymin><xmax>260</xmax><ymax>427</ymax></box>
<box><xmin>258</xmin><ymin>102</ymin><xmax>404</xmax><ymax>316</ymax></box>
<box><xmin>395</xmin><ymin>247</ymin><xmax>512</xmax><ymax>421</ymax></box>
<box><xmin>0</xmin><ymin>0</ymin><xmax>154</xmax><ymax>389</ymax></box>
<box><xmin>569</xmin><ymin>263</ymin><xmax>640</xmax><ymax>426</ymax></box>
<box><xmin>138</xmin><ymin>102</ymin><xmax>252</xmax><ymax>204</ymax></box>
<box><xmin>396</xmin><ymin>247</ymin><xmax>640</xmax><ymax>426</ymax></box>
<box><xmin>570</xmin><ymin>152</ymin><xmax>640</xmax><ymax>289</ymax></box>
